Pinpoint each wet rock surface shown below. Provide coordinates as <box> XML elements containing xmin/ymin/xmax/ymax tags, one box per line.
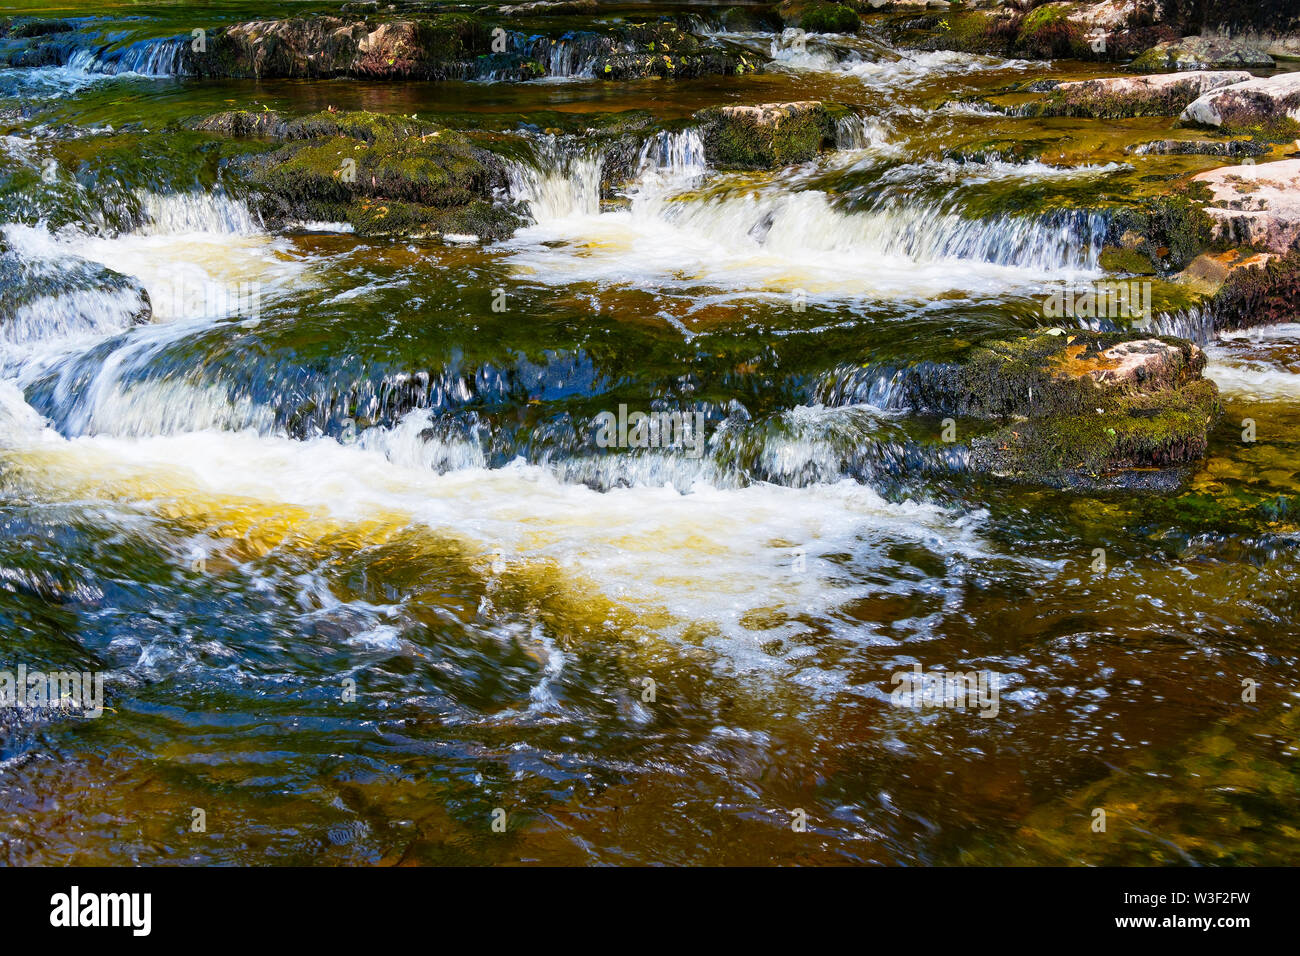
<box><xmin>1205</xmin><ymin>249</ymin><xmax>1300</xmax><ymax>331</ymax></box>
<box><xmin>184</xmin><ymin>15</ymin><xmax>755</xmax><ymax>82</ymax></box>
<box><xmin>0</xmin><ymin>238</ymin><xmax>153</xmax><ymax>334</ymax></box>
<box><xmin>695</xmin><ymin>101</ymin><xmax>838</xmax><ymax>169</ymax></box>
<box><xmin>195</xmin><ymin>109</ymin><xmax>526</xmax><ymax>239</ymax></box>
<box><xmin>1130</xmin><ymin>36</ymin><xmax>1275</xmax><ymax>72</ymax></box>
<box><xmin>1179</xmin><ymin>72</ymin><xmax>1300</xmax><ymax>135</ymax></box>
<box><xmin>1028</xmin><ymin>71</ymin><xmax>1252</xmax><ymax>118</ymax></box>
<box><xmin>896</xmin><ymin>330</ymin><xmax>1219</xmax><ymax>489</ymax></box>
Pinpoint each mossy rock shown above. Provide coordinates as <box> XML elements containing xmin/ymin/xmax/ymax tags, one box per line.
<box><xmin>938</xmin><ymin>8</ymin><xmax>1022</xmax><ymax>55</ymax></box>
<box><xmin>203</xmin><ymin>109</ymin><xmax>525</xmax><ymax>240</ymax></box>
<box><xmin>800</xmin><ymin>3</ymin><xmax>861</xmax><ymax>34</ymax></box>
<box><xmin>894</xmin><ymin>330</ymin><xmax>1220</xmax><ymax>489</ymax></box>
<box><xmin>1099</xmin><ymin>245</ymin><xmax>1158</xmax><ymax>275</ymax></box>
<box><xmin>971</xmin><ymin>378</ymin><xmax>1220</xmax><ymax>489</ymax></box>
<box><xmin>1014</xmin><ymin>2</ymin><xmax>1088</xmax><ymax>59</ymax></box>
<box><xmin>1208</xmin><ymin>249</ymin><xmax>1300</xmax><ymax>331</ymax></box>
<box><xmin>695</xmin><ymin>101</ymin><xmax>835</xmax><ymax>170</ymax></box>
<box><xmin>1109</xmin><ymin>190</ymin><xmax>1220</xmax><ymax>274</ymax></box>
<box><xmin>1</xmin><ymin>17</ymin><xmax>74</xmax><ymax>39</ymax></box>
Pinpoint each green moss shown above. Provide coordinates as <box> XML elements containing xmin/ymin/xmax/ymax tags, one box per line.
<box><xmin>943</xmin><ymin>9</ymin><xmax>1022</xmax><ymax>55</ymax></box>
<box><xmin>1032</xmin><ymin>78</ymin><xmax>1219</xmax><ymax>119</ymax></box>
<box><xmin>210</xmin><ymin>109</ymin><xmax>522</xmax><ymax>239</ymax></box>
<box><xmin>974</xmin><ymin>378</ymin><xmax>1220</xmax><ymax>482</ymax></box>
<box><xmin>893</xmin><ymin>329</ymin><xmax>1220</xmax><ymax>488</ymax></box>
<box><xmin>1111</xmin><ymin>190</ymin><xmax>1220</xmax><ymax>273</ymax></box>
<box><xmin>1015</xmin><ymin>3</ymin><xmax>1088</xmax><ymax>59</ymax></box>
<box><xmin>1099</xmin><ymin>245</ymin><xmax>1158</xmax><ymax>275</ymax></box>
<box><xmin>800</xmin><ymin>3</ymin><xmax>861</xmax><ymax>34</ymax></box>
<box><xmin>695</xmin><ymin>103</ymin><xmax>832</xmax><ymax>169</ymax></box>
<box><xmin>1128</xmin><ymin>46</ymin><xmax>1169</xmax><ymax>72</ymax></box>
<box><xmin>1217</xmin><ymin>114</ymin><xmax>1300</xmax><ymax>141</ymax></box>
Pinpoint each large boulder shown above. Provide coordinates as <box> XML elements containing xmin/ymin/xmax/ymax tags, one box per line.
<box><xmin>1268</xmin><ymin>37</ymin><xmax>1300</xmax><ymax>60</ymax></box>
<box><xmin>895</xmin><ymin>330</ymin><xmax>1219</xmax><ymax>489</ymax></box>
<box><xmin>1179</xmin><ymin>72</ymin><xmax>1300</xmax><ymax>134</ymax></box>
<box><xmin>918</xmin><ymin>0</ymin><xmax>1172</xmax><ymax>61</ymax></box>
<box><xmin>1029</xmin><ymin>70</ymin><xmax>1251</xmax><ymax>118</ymax></box>
<box><xmin>1192</xmin><ymin>159</ymin><xmax>1300</xmax><ymax>254</ymax></box>
<box><xmin>797</xmin><ymin>3</ymin><xmax>861</xmax><ymax>34</ymax></box>
<box><xmin>694</xmin><ymin>101</ymin><xmax>836</xmax><ymax>169</ymax></box>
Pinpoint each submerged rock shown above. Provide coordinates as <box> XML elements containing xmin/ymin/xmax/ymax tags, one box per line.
<box><xmin>1179</xmin><ymin>72</ymin><xmax>1300</xmax><ymax>135</ymax></box>
<box><xmin>1192</xmin><ymin>159</ymin><xmax>1300</xmax><ymax>254</ymax></box>
<box><xmin>694</xmin><ymin>101</ymin><xmax>837</xmax><ymax>169</ymax></box>
<box><xmin>1127</xmin><ymin>138</ymin><xmax>1266</xmax><ymax>157</ymax></box>
<box><xmin>196</xmin><ymin>110</ymin><xmax>525</xmax><ymax>240</ymax></box>
<box><xmin>0</xmin><ymin>240</ymin><xmax>152</xmax><ymax>339</ymax></box>
<box><xmin>897</xmin><ymin>330</ymin><xmax>1219</xmax><ymax>489</ymax></box>
<box><xmin>1028</xmin><ymin>70</ymin><xmax>1251</xmax><ymax>118</ymax></box>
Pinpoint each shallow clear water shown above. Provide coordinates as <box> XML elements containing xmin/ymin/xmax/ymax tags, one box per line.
<box><xmin>0</xmin><ymin>3</ymin><xmax>1297</xmax><ymax>865</ymax></box>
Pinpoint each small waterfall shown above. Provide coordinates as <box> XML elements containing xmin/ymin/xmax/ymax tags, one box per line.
<box><xmin>63</xmin><ymin>36</ymin><xmax>191</xmax><ymax>77</ymax></box>
<box><xmin>636</xmin><ymin>129</ymin><xmax>709</xmax><ymax>177</ymax></box>
<box><xmin>1071</xmin><ymin>304</ymin><xmax>1215</xmax><ymax>346</ymax></box>
<box><xmin>814</xmin><ymin>366</ymin><xmax>912</xmax><ymax>411</ymax></box>
<box><xmin>869</xmin><ymin>205</ymin><xmax>1105</xmax><ymax>272</ymax></box>
<box><xmin>833</xmin><ymin>114</ymin><xmax>896</xmax><ymax>153</ymax></box>
<box><xmin>1151</xmin><ymin>306</ymin><xmax>1215</xmax><ymax>346</ymax></box>
<box><xmin>134</xmin><ymin>190</ymin><xmax>262</xmax><ymax>236</ymax></box>
<box><xmin>0</xmin><ymin>225</ymin><xmax>150</xmax><ymax>363</ymax></box>
<box><xmin>507</xmin><ymin>138</ymin><xmax>603</xmax><ymax>222</ymax></box>
<box><xmin>538</xmin><ymin>35</ymin><xmax>602</xmax><ymax>79</ymax></box>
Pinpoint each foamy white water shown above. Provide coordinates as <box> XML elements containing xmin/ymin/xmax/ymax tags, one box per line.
<box><xmin>502</xmin><ymin>145</ymin><xmax>1102</xmax><ymax>300</ymax></box>
<box><xmin>0</xmin><ymin>397</ymin><xmax>988</xmax><ymax>669</ymax></box>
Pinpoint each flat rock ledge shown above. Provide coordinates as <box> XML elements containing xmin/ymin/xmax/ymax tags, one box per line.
<box><xmin>1028</xmin><ymin>71</ymin><xmax>1251</xmax><ymax>118</ymax></box>
<box><xmin>193</xmin><ymin>109</ymin><xmax>525</xmax><ymax>240</ymax></box>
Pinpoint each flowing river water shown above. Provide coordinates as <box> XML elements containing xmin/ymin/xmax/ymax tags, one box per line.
<box><xmin>0</xmin><ymin>3</ymin><xmax>1297</xmax><ymax>865</ymax></box>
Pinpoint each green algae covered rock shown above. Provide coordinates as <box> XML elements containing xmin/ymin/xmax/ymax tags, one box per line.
<box><xmin>898</xmin><ymin>330</ymin><xmax>1220</xmax><ymax>489</ymax></box>
<box><xmin>1014</xmin><ymin>1</ymin><xmax>1089</xmax><ymax>59</ymax></box>
<box><xmin>1027</xmin><ymin>71</ymin><xmax>1252</xmax><ymax>119</ymax></box>
<box><xmin>1130</xmin><ymin>36</ymin><xmax>1274</xmax><ymax>72</ymax></box>
<box><xmin>1208</xmin><ymin>249</ymin><xmax>1300</xmax><ymax>331</ymax></box>
<box><xmin>799</xmin><ymin>3</ymin><xmax>861</xmax><ymax>34</ymax></box>
<box><xmin>196</xmin><ymin>109</ymin><xmax>525</xmax><ymax>240</ymax></box>
<box><xmin>694</xmin><ymin>101</ymin><xmax>836</xmax><ymax>170</ymax></box>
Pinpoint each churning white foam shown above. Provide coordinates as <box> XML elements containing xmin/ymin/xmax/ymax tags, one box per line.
<box><xmin>502</xmin><ymin>151</ymin><xmax>1100</xmax><ymax>300</ymax></box>
<box><xmin>0</xmin><ymin>411</ymin><xmax>989</xmax><ymax>665</ymax></box>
